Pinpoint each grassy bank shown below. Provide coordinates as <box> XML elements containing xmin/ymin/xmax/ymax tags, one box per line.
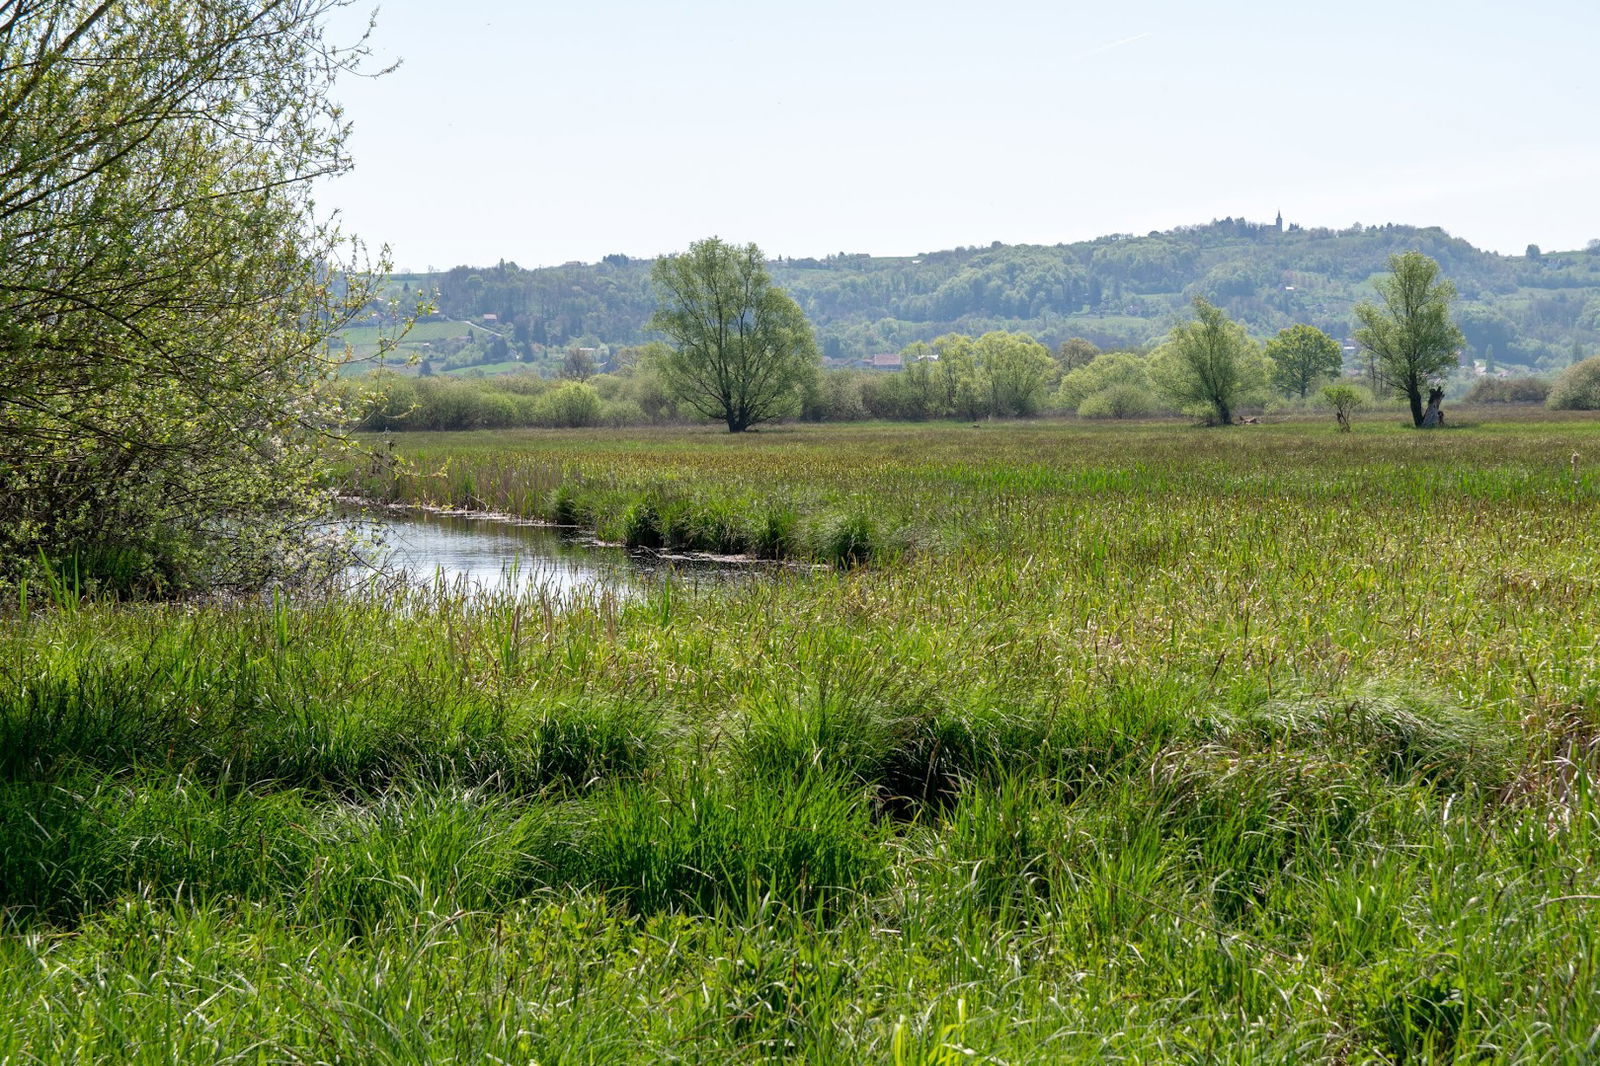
<box><xmin>4</xmin><ymin>415</ymin><xmax>1600</xmax><ymax>1062</ymax></box>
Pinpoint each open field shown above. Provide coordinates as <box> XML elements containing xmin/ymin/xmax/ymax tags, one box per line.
<box><xmin>4</xmin><ymin>413</ymin><xmax>1600</xmax><ymax>1062</ymax></box>
<box><xmin>336</xmin><ymin>319</ymin><xmax>492</xmax><ymax>360</ymax></box>
<box><xmin>442</xmin><ymin>358</ymin><xmax>531</xmax><ymax>376</ymax></box>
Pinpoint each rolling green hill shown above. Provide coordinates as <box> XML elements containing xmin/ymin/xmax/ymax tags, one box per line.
<box><xmin>385</xmin><ymin>220</ymin><xmax>1600</xmax><ymax>372</ymax></box>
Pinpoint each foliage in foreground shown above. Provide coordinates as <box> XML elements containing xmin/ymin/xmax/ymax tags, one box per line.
<box><xmin>0</xmin><ymin>1</ymin><xmax>383</xmax><ymax>595</ymax></box>
<box><xmin>4</xmin><ymin>418</ymin><xmax>1600</xmax><ymax>1062</ymax></box>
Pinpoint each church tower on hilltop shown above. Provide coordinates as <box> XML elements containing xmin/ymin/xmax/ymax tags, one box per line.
<box><xmin>1275</xmin><ymin>209</ymin><xmax>1283</xmax><ymax>232</ymax></box>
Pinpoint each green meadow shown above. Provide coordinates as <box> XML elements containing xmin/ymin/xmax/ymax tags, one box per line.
<box><xmin>4</xmin><ymin>412</ymin><xmax>1600</xmax><ymax>1063</ymax></box>
<box><xmin>337</xmin><ymin>319</ymin><xmax>486</xmax><ymax>361</ymax></box>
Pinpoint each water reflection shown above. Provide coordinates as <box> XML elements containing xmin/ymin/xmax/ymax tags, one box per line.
<box><xmin>348</xmin><ymin>507</ymin><xmax>765</xmax><ymax>598</ymax></box>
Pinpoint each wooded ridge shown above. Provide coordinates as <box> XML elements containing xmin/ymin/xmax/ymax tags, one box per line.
<box><xmin>402</xmin><ymin>220</ymin><xmax>1600</xmax><ymax>370</ymax></box>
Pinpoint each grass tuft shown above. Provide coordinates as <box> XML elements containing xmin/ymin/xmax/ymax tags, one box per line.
<box><xmin>813</xmin><ymin>511</ymin><xmax>878</xmax><ymax>568</ymax></box>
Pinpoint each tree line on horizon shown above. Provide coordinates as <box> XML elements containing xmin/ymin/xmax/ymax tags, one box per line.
<box><xmin>350</xmin><ymin>239</ymin><xmax>1600</xmax><ymax>435</ymax></box>
<box><xmin>405</xmin><ymin>221</ymin><xmax>1600</xmax><ymax>374</ymax></box>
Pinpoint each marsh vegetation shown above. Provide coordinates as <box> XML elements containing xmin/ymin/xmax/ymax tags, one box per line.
<box><xmin>5</xmin><ymin>416</ymin><xmax>1600</xmax><ymax>1062</ymax></box>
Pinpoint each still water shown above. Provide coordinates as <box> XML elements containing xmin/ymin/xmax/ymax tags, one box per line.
<box><xmin>349</xmin><ymin>507</ymin><xmax>763</xmax><ymax>598</ymax></box>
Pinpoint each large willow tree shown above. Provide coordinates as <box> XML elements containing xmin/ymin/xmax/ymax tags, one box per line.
<box><xmin>0</xmin><ymin>0</ymin><xmax>381</xmax><ymax>593</ymax></box>
<box><xmin>649</xmin><ymin>238</ymin><xmax>818</xmax><ymax>433</ymax></box>
<box><xmin>1354</xmin><ymin>251</ymin><xmax>1464</xmax><ymax>428</ymax></box>
<box><xmin>1149</xmin><ymin>297</ymin><xmax>1267</xmax><ymax>426</ymax></box>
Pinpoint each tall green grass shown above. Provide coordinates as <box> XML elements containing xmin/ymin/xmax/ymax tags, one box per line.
<box><xmin>4</xmin><ymin>416</ymin><xmax>1600</xmax><ymax>1061</ymax></box>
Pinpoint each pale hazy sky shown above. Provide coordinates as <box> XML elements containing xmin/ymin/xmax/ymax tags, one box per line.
<box><xmin>321</xmin><ymin>0</ymin><xmax>1600</xmax><ymax>271</ymax></box>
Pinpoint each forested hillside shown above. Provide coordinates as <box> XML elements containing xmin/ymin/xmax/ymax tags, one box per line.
<box><xmin>406</xmin><ymin>220</ymin><xmax>1600</xmax><ymax>371</ymax></box>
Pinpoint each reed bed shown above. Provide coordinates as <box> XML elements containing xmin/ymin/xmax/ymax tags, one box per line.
<box><xmin>4</xmin><ymin>414</ymin><xmax>1600</xmax><ymax>1063</ymax></box>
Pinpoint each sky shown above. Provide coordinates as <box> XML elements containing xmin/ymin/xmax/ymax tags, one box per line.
<box><xmin>320</xmin><ymin>0</ymin><xmax>1600</xmax><ymax>271</ymax></box>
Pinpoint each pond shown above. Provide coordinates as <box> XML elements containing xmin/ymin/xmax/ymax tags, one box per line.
<box><xmin>346</xmin><ymin>506</ymin><xmax>771</xmax><ymax>598</ymax></box>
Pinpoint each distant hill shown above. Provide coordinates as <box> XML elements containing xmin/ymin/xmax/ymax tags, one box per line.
<box><xmin>389</xmin><ymin>220</ymin><xmax>1600</xmax><ymax>373</ymax></box>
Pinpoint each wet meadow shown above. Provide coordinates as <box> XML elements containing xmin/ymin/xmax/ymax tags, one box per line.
<box><xmin>3</xmin><ymin>412</ymin><xmax>1600</xmax><ymax>1063</ymax></box>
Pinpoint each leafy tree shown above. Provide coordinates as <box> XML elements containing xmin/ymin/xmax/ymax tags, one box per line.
<box><xmin>1319</xmin><ymin>382</ymin><xmax>1369</xmax><ymax>432</ymax></box>
<box><xmin>1456</xmin><ymin>306</ymin><xmax>1517</xmax><ymax>360</ymax></box>
<box><xmin>0</xmin><ymin>0</ymin><xmax>381</xmax><ymax>593</ymax></box>
<box><xmin>424</xmin><ymin>218</ymin><xmax>1600</xmax><ymax>371</ymax></box>
<box><xmin>1354</xmin><ymin>252</ymin><xmax>1465</xmax><ymax>427</ymax></box>
<box><xmin>1056</xmin><ymin>337</ymin><xmax>1101</xmax><ymax>371</ymax></box>
<box><xmin>868</xmin><ymin>342</ymin><xmax>937</xmax><ymax>421</ymax></box>
<box><xmin>901</xmin><ymin>350</ymin><xmax>939</xmax><ymax>420</ymax></box>
<box><xmin>1055</xmin><ymin>352</ymin><xmax>1152</xmax><ymax>412</ymax></box>
<box><xmin>649</xmin><ymin>238</ymin><xmax>818</xmax><ymax>432</ymax></box>
<box><xmin>1266</xmin><ymin>324</ymin><xmax>1343</xmax><ymax>399</ymax></box>
<box><xmin>976</xmin><ymin>332</ymin><xmax>1054</xmax><ymax>417</ymax></box>
<box><xmin>1148</xmin><ymin>298</ymin><xmax>1267</xmax><ymax>425</ymax></box>
<box><xmin>560</xmin><ymin>347</ymin><xmax>597</xmax><ymax>381</ymax></box>
<box><xmin>936</xmin><ymin>334</ymin><xmax>992</xmax><ymax>420</ymax></box>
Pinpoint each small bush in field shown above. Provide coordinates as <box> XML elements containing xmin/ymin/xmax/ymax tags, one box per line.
<box><xmin>1319</xmin><ymin>381</ymin><xmax>1369</xmax><ymax>431</ymax></box>
<box><xmin>1464</xmin><ymin>376</ymin><xmax>1550</xmax><ymax>404</ymax></box>
<box><xmin>1077</xmin><ymin>383</ymin><xmax>1156</xmax><ymax>419</ymax></box>
<box><xmin>534</xmin><ymin>382</ymin><xmax>603</xmax><ymax>428</ymax></box>
<box><xmin>1547</xmin><ymin>354</ymin><xmax>1600</xmax><ymax>410</ymax></box>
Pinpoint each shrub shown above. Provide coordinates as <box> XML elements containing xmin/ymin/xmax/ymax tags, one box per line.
<box><xmin>466</xmin><ymin>388</ymin><xmax>520</xmax><ymax>428</ymax></box>
<box><xmin>386</xmin><ymin>378</ymin><xmax>527</xmax><ymax>431</ymax></box>
<box><xmin>358</xmin><ymin>374</ymin><xmax>420</xmax><ymax>431</ymax></box>
<box><xmin>1547</xmin><ymin>354</ymin><xmax>1600</xmax><ymax>410</ymax></box>
<box><xmin>1319</xmin><ymin>382</ymin><xmax>1369</xmax><ymax>431</ymax></box>
<box><xmin>803</xmin><ymin>370</ymin><xmax>868</xmax><ymax>422</ymax></box>
<box><xmin>1077</xmin><ymin>383</ymin><xmax>1155</xmax><ymax>419</ymax></box>
<box><xmin>0</xmin><ymin>0</ymin><xmax>382</xmax><ymax>595</ymax></box>
<box><xmin>533</xmin><ymin>382</ymin><xmax>603</xmax><ymax>427</ymax></box>
<box><xmin>1464</xmin><ymin>375</ymin><xmax>1550</xmax><ymax>404</ymax></box>
<box><xmin>492</xmin><ymin>371</ymin><xmax>551</xmax><ymax>396</ymax></box>
<box><xmin>600</xmin><ymin>399</ymin><xmax>646</xmax><ymax>427</ymax></box>
<box><xmin>512</xmin><ymin>392</ymin><xmax>546</xmax><ymax>424</ymax></box>
<box><xmin>1054</xmin><ymin>352</ymin><xmax>1151</xmax><ymax>411</ymax></box>
<box><xmin>859</xmin><ymin>370</ymin><xmax>935</xmax><ymax>421</ymax></box>
<box><xmin>625</xmin><ymin>364</ymin><xmax>682</xmax><ymax>423</ymax></box>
